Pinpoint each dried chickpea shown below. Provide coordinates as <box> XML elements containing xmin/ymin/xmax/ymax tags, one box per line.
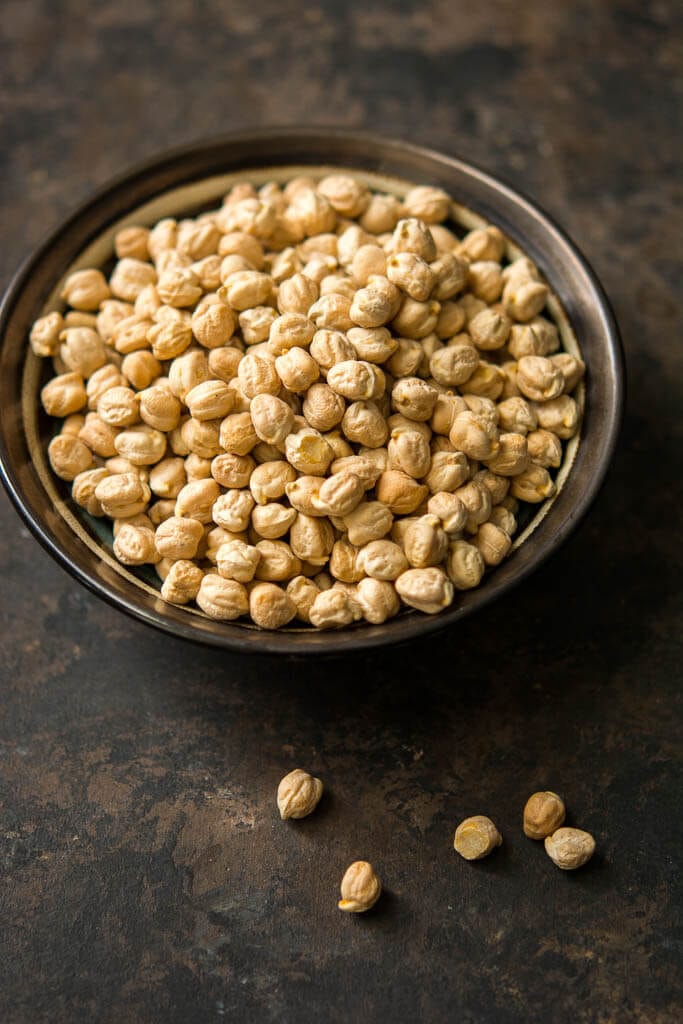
<box><xmin>447</xmin><ymin>539</ymin><xmax>485</xmax><ymax>590</ymax></box>
<box><xmin>251</xmin><ymin>502</ymin><xmax>297</xmax><ymax>540</ymax></box>
<box><xmin>523</xmin><ymin>791</ymin><xmax>566</xmax><ymax>840</ymax></box>
<box><xmin>527</xmin><ymin>429</ymin><xmax>563</xmax><ymax>468</ymax></box>
<box><xmin>485</xmin><ymin>433</ymin><xmax>530</xmax><ymax>477</ymax></box>
<box><xmin>286</xmin><ymin>575</ymin><xmax>321</xmax><ymax>623</ymax></box>
<box><xmin>95</xmin><ymin>472</ymin><xmax>151</xmax><ymax>519</ymax></box>
<box><xmin>454</xmin><ymin>816</ymin><xmax>502</xmax><ymax>860</ymax></box>
<box><xmin>61</xmin><ymin>269</ymin><xmax>110</xmax><ymax>311</ymax></box>
<box><xmin>216</xmin><ymin>539</ymin><xmax>261</xmax><ymax>582</ymax></box>
<box><xmin>402</xmin><ymin>515</ymin><xmax>449</xmax><ymax>568</ymax></box>
<box><xmin>254</xmin><ymin>540</ymin><xmax>302</xmax><ymax>582</ymax></box>
<box><xmin>427</xmin><ymin>491</ymin><xmax>467</xmax><ymax>535</ymax></box>
<box><xmin>47</xmin><ymin>434</ymin><xmax>93</xmax><ymax>480</ymax></box>
<box><xmin>395</xmin><ymin>567</ymin><xmax>453</xmax><ymax>614</ymax></box>
<box><xmin>510</xmin><ymin>465</ymin><xmax>556</xmax><ymax>503</ymax></box>
<box><xmin>113</xmin><ymin>523</ymin><xmax>158</xmax><ymax>566</ymax></box>
<box><xmin>196</xmin><ymin>574</ymin><xmax>249</xmax><ymax>620</ymax></box>
<box><xmin>121</xmin><ymin>351</ymin><xmax>161</xmax><ymax>390</ymax></box>
<box><xmin>534</xmin><ymin>395</ymin><xmax>580</xmax><ymax>439</ymax></box>
<box><xmin>78</xmin><ymin>413</ymin><xmax>118</xmax><ymax>457</ymax></box>
<box><xmin>285</xmin><ymin>428</ymin><xmax>334</xmax><ymax>476</ymax></box>
<box><xmin>97</xmin><ymin>386</ymin><xmax>140</xmax><ymax>428</ymax></box>
<box><xmin>309</xmin><ymin>588</ymin><xmax>354</xmax><ymax>629</ymax></box>
<box><xmin>544</xmin><ymin>828</ymin><xmax>595</xmax><ymax>870</ymax></box>
<box><xmin>175</xmin><ymin>479</ymin><xmax>221</xmax><ymax>523</ymax></box>
<box><xmin>160</xmin><ymin>559</ymin><xmax>203</xmax><ymax>605</ymax></box>
<box><xmin>391</xmin><ymin>297</ymin><xmax>440</xmax><ymax>339</ymax></box>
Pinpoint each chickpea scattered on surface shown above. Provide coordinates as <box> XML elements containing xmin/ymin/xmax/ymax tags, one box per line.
<box><xmin>277</xmin><ymin>768</ymin><xmax>324</xmax><ymax>820</ymax></box>
<box><xmin>454</xmin><ymin>816</ymin><xmax>502</xmax><ymax>861</ymax></box>
<box><xmin>34</xmin><ymin>173</ymin><xmax>583</xmax><ymax>629</ymax></box>
<box><xmin>523</xmin><ymin>791</ymin><xmax>566</xmax><ymax>840</ymax></box>
<box><xmin>338</xmin><ymin>861</ymin><xmax>382</xmax><ymax>913</ymax></box>
<box><xmin>544</xmin><ymin>827</ymin><xmax>596</xmax><ymax>870</ymax></box>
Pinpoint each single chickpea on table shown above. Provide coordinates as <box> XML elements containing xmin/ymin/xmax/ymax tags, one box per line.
<box><xmin>34</xmin><ymin>175</ymin><xmax>584</xmax><ymax>629</ymax></box>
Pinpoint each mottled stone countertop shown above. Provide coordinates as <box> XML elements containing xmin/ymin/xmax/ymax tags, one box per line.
<box><xmin>1</xmin><ymin>2</ymin><xmax>681</xmax><ymax>1022</ymax></box>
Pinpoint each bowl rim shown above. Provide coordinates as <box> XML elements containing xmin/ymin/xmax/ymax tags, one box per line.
<box><xmin>0</xmin><ymin>127</ymin><xmax>625</xmax><ymax>654</ymax></box>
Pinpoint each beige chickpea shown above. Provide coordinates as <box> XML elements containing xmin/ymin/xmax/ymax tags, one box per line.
<box><xmin>78</xmin><ymin>413</ymin><xmax>119</xmax><ymax>457</ymax></box>
<box><xmin>402</xmin><ymin>185</ymin><xmax>450</xmax><ymax>223</ymax></box>
<box><xmin>289</xmin><ymin>513</ymin><xmax>334</xmax><ymax>564</ymax></box>
<box><xmin>47</xmin><ymin>434</ymin><xmax>93</xmax><ymax>480</ymax></box>
<box><xmin>245</xmin><ymin>394</ymin><xmax>291</xmax><ymax>447</ymax></box>
<box><xmin>467</xmin><ymin>261</ymin><xmax>503</xmax><ymax>303</ymax></box>
<box><xmin>222</xmin><ymin>270</ymin><xmax>271</xmax><ymax>312</ymax></box>
<box><xmin>274</xmin><ymin>347</ymin><xmax>319</xmax><ymax>393</ymax></box>
<box><xmin>500</xmin><ymin>360</ymin><xmax>520</xmax><ymax>399</ymax></box>
<box><xmin>147</xmin><ymin>218</ymin><xmax>177</xmax><ymax>262</ymax></box>
<box><xmin>308</xmin><ymin>329</ymin><xmax>355</xmax><ymax>374</ymax></box>
<box><xmin>137</xmin><ymin>384</ymin><xmax>181</xmax><ymax>433</ymax></box>
<box><xmin>183</xmin><ymin>452</ymin><xmax>212</xmax><ymax>482</ymax></box>
<box><xmin>207</xmin><ymin>346</ymin><xmax>242</xmax><ymax>384</ymax></box>
<box><xmin>205</xmin><ymin>526</ymin><xmax>247</xmax><ymax>563</ymax></box>
<box><xmin>527</xmin><ymin>428</ymin><xmax>563</xmax><ymax>468</ymax></box>
<box><xmin>96</xmin><ymin>299</ymin><xmax>134</xmax><ymax>342</ymax></box>
<box><xmin>251</xmin><ymin>502</ymin><xmax>297</xmax><ymax>539</ymax></box>
<box><xmin>176</xmin><ymin>218</ymin><xmax>220</xmax><ymax>261</ymax></box>
<box><xmin>449</xmin><ymin>410</ymin><xmax>499</xmax><ymax>460</ymax></box>
<box><xmin>300</xmin><ymin>382</ymin><xmax>345</xmax><ymax>432</ymax></box>
<box><xmin>391</xmin><ymin>218</ymin><xmax>437</xmax><ymax>261</ymax></box>
<box><xmin>508</xmin><ymin>320</ymin><xmax>557</xmax><ymax>360</ymax></box>
<box><xmin>86</xmin><ymin>364</ymin><xmax>126</xmax><ymax>410</ymax></box>
<box><xmin>174</xmin><ymin>478</ymin><xmax>220</xmax><ymax>523</ymax></box>
<box><xmin>383</xmin><ymin>337</ymin><xmax>421</xmax><ymax>379</ymax></box>
<box><xmin>309</xmin><ymin>588</ymin><xmax>354</xmax><ymax>629</ymax></box>
<box><xmin>489</xmin><ymin>504</ymin><xmax>517</xmax><ymax>535</ymax></box>
<box><xmin>463</xmin><ymin>362</ymin><xmax>505</xmax><ymax>400</ymax></box>
<box><xmin>111</xmin><ymin>315</ymin><xmax>151</xmax><ymax>355</ymax></box>
<box><xmin>391</xmin><ymin>297</ymin><xmax>440</xmax><ymax>339</ymax></box>
<box><xmin>458</xmin><ymin>225</ymin><xmax>505</xmax><ymax>263</ymax></box>
<box><xmin>356</xmin><ymin>577</ymin><xmax>400</xmax><ymax>624</ymax></box>
<box><xmin>357</xmin><ymin>193</ymin><xmax>400</xmax><ymax>234</ymax></box>
<box><xmin>208</xmin><ymin>452</ymin><xmax>252</xmax><ymax>490</ymax></box>
<box><xmin>329</xmin><ymin>454</ymin><xmax>382</xmax><ymax>490</ymax></box>
<box><xmin>386</xmin><ymin>251</ymin><xmax>435</xmax><ymax>302</ymax></box>
<box><xmin>212</xmin><ymin>490</ymin><xmax>255</xmax><ymax>532</ymax></box>
<box><xmin>496</xmin><ymin>396</ymin><xmax>537</xmax><ymax>435</ymax></box>
<box><xmin>343</xmin><ymin>501</ymin><xmax>393</xmax><ymax>547</ymax></box>
<box><xmin>109</xmin><ymin>258</ymin><xmax>157</xmax><ymax>302</ymax></box>
<box><xmin>308</xmin><ymin>473</ymin><xmax>364</xmax><ymax>519</ymax></box>
<box><xmin>350</xmin><ymin>244</ymin><xmax>387</xmax><ymax>286</ymax></box>
<box><xmin>283</xmin><ymin>476</ymin><xmax>320</xmax><ymax>516</ymax></box>
<box><xmin>503</xmin><ymin>278</ymin><xmax>548</xmax><ymax>322</ymax></box>
<box><xmin>219</xmin><ymin>254</ymin><xmax>256</xmax><ymax>283</ymax></box>
<box><xmin>220</xmin><ymin>196</ymin><xmax>278</xmax><ymax>237</ymax></box>
<box><xmin>58</xmin><ymin>327</ymin><xmax>107</xmax><ymax>378</ymax></box>
<box><xmin>429</xmin><ymin>344</ymin><xmax>479</xmax><ymax>388</ymax></box>
<box><xmin>147</xmin><ymin>318</ymin><xmax>193</xmax><ymax>361</ymax></box>
<box><xmin>218</xmin><ymin>412</ymin><xmax>258</xmax><ymax>456</ymax></box>
<box><xmin>196</xmin><ymin>574</ymin><xmax>249</xmax><ymax>620</ymax></box>
<box><xmin>61</xmin><ymin>413</ymin><xmax>86</xmax><ymax>437</ymax></box>
<box><xmin>534</xmin><ymin>395</ymin><xmax>580</xmax><ymax>439</ymax></box>
<box><xmin>218</xmin><ymin>230</ymin><xmax>265</xmax><ymax>267</ymax></box>
<box><xmin>254</xmin><ymin>540</ymin><xmax>302</xmax><ymax>582</ymax></box>
<box><xmin>474</xmin><ymin>469</ymin><xmax>509</xmax><ymax>506</ymax></box>
<box><xmin>424</xmin><ymin>451</ymin><xmax>469</xmax><ymax>495</ymax></box>
<box><xmin>60</xmin><ymin>268</ymin><xmax>110</xmax><ymax>311</ymax></box>
<box><xmin>277</xmin><ymin>273</ymin><xmax>319</xmax><ymax>316</ymax></box>
<box><xmin>286</xmin><ymin>188</ymin><xmax>336</xmax><ymax>236</ymax></box>
<box><xmin>154</xmin><ymin>266</ymin><xmax>201</xmax><ymax>308</ymax></box>
<box><xmin>235</xmin><ymin>351</ymin><xmax>278</xmax><ymax>399</ymax></box>
<box><xmin>317</xmin><ymin>174</ymin><xmax>369</xmax><ymax>218</ymax></box>
<box><xmin>375</xmin><ymin>470</ymin><xmax>428</xmax><ymax>515</ymax></box>
<box><xmin>215</xmin><ymin>539</ymin><xmax>261</xmax><ymax>582</ymax></box>
<box><xmin>473</xmin><ymin>521</ymin><xmax>512</xmax><ymax>567</ymax></box>
<box><xmin>113</xmin><ymin>523</ymin><xmax>158</xmax><ymax>565</ymax></box>
<box><xmin>454</xmin><ymin>480</ymin><xmax>492</xmax><ymax>533</ymax></box>
<box><xmin>134</xmin><ymin>284</ymin><xmax>161</xmax><ymax>321</ymax></box>
<box><xmin>180</xmin><ymin>418</ymin><xmax>222</xmax><ymax>458</ymax></box>
<box><xmin>550</xmin><ymin>353</ymin><xmax>586</xmax><ymax>393</ymax></box>
<box><xmin>516</xmin><ymin>356</ymin><xmax>565</xmax><ymax>403</ymax></box>
<box><xmin>72</xmin><ymin>467</ymin><xmax>109</xmax><ymax>516</ymax></box>
<box><xmin>248</xmin><ymin>460</ymin><xmax>296</xmax><ymax>506</ymax></box>
<box><xmin>447</xmin><ymin>539</ymin><xmax>485</xmax><ymax>590</ymax></box>
<box><xmin>29</xmin><ymin>311</ymin><xmax>64</xmax><ymax>357</ymax></box>
<box><xmin>154</xmin><ymin>515</ymin><xmax>204</xmax><ymax>559</ymax></box>
<box><xmin>246</xmin><ymin>582</ymin><xmax>296</xmax><ymax>629</ymax></box>
<box><xmin>326</xmin><ymin>360</ymin><xmax>379</xmax><ymax>402</ymax></box>
<box><xmin>357</xmin><ymin>539</ymin><xmax>408</xmax><ymax>580</ymax></box>
<box><xmin>184</xmin><ymin>379</ymin><xmax>233</xmax><ymax>421</ymax></box>
<box><xmin>64</xmin><ymin>311</ymin><xmax>98</xmax><ymax>330</ymax></box>
<box><xmin>337</xmin><ymin>225</ymin><xmax>374</xmax><ymax>266</ymax></box>
<box><xmin>457</xmin><ymin>294</ymin><xmax>488</xmax><ymax>326</ymax></box>
<box><xmin>268</xmin><ymin>313</ymin><xmax>315</xmax><ymax>355</ymax></box>
<box><xmin>429</xmin><ymin>394</ymin><xmax>466</xmax><ymax>437</ymax></box>
<box><xmin>327</xmin><ymin>539</ymin><xmax>362</xmax><ymax>583</ymax></box>
<box><xmin>391</xmin><ymin>377</ymin><xmax>438</xmax><ymax>422</ymax></box>
<box><xmin>191</xmin><ymin>301</ymin><xmax>235</xmax><ymax>349</ymax></box>
<box><xmin>285</xmin><ymin>575</ymin><xmax>321</xmax><ymax>623</ymax></box>
<box><xmin>510</xmin><ymin>465</ymin><xmax>556</xmax><ymax>503</ymax></box>
<box><xmin>400</xmin><ymin>515</ymin><xmax>448</xmax><ymax>569</ymax></box>
<box><xmin>344</xmin><ymin>328</ymin><xmax>395</xmax><ymax>366</ymax></box>
<box><xmin>114</xmin><ymin>424</ymin><xmax>166</xmax><ymax>466</ymax></box>
<box><xmin>395</xmin><ymin>567</ymin><xmax>453</xmax><ymax>614</ymax></box>
<box><xmin>427</xmin><ymin>491</ymin><xmax>467</xmax><ymax>534</ymax></box>
<box><xmin>121</xmin><ymin>351</ymin><xmax>161</xmax><ymax>390</ymax></box>
<box><xmin>149</xmin><ymin>457</ymin><xmax>186</xmax><ymax>499</ymax></box>
<box><xmin>469</xmin><ymin>307</ymin><xmax>510</xmax><ymax>351</ymax></box>
<box><xmin>298</xmin><ymin>231</ymin><xmax>338</xmax><ymax>259</ymax></box>
<box><xmin>308</xmin><ymin>292</ymin><xmax>354</xmax><ymax>331</ymax></box>
<box><xmin>430</xmin><ymin>253</ymin><xmax>469</xmax><ymax>301</ymax></box>
<box><xmin>502</xmin><ymin>256</ymin><xmax>541</xmax><ymax>288</ymax></box>
<box><xmin>94</xmin><ymin>472</ymin><xmax>151</xmax><ymax>518</ymax></box>
<box><xmin>239</xmin><ymin>306</ymin><xmax>277</xmax><ymax>346</ymax></box>
<box><xmin>387</xmin><ymin>429</ymin><xmax>431</xmax><ymax>479</ymax></box>
<box><xmin>114</xmin><ymin>225</ymin><xmax>150</xmax><ymax>262</ymax></box>
<box><xmin>160</xmin><ymin>559</ymin><xmax>203</xmax><ymax>605</ymax></box>
<box><xmin>485</xmin><ymin>433</ymin><xmax>530</xmax><ymax>476</ymax></box>
<box><xmin>284</xmin><ymin>427</ymin><xmax>334</xmax><ymax>476</ymax></box>
<box><xmin>544</xmin><ymin>828</ymin><xmax>595</xmax><ymax>871</ymax></box>
<box><xmin>434</xmin><ymin>301</ymin><xmax>465</xmax><ymax>341</ymax></box>
<box><xmin>96</xmin><ymin>385</ymin><xmax>140</xmax><ymax>428</ymax></box>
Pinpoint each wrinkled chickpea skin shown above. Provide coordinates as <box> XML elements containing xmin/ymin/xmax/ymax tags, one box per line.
<box><xmin>33</xmin><ymin>173</ymin><xmax>583</xmax><ymax>628</ymax></box>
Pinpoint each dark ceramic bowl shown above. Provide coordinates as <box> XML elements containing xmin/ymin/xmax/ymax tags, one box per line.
<box><xmin>0</xmin><ymin>129</ymin><xmax>623</xmax><ymax>653</ymax></box>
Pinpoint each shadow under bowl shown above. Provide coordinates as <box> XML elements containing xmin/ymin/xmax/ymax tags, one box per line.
<box><xmin>0</xmin><ymin>129</ymin><xmax>624</xmax><ymax>654</ymax></box>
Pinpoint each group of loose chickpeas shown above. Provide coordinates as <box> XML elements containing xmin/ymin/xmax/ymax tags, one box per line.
<box><xmin>278</xmin><ymin>769</ymin><xmax>596</xmax><ymax>913</ymax></box>
<box><xmin>32</xmin><ymin>174</ymin><xmax>584</xmax><ymax>629</ymax></box>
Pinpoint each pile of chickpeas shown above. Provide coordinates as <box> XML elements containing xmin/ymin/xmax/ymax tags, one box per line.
<box><xmin>31</xmin><ymin>174</ymin><xmax>584</xmax><ymax>629</ymax></box>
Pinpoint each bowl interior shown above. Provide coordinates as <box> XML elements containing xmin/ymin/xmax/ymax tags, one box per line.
<box><xmin>0</xmin><ymin>131</ymin><xmax>623</xmax><ymax>653</ymax></box>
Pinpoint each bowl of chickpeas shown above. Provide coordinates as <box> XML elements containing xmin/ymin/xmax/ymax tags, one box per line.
<box><xmin>0</xmin><ymin>129</ymin><xmax>623</xmax><ymax>652</ymax></box>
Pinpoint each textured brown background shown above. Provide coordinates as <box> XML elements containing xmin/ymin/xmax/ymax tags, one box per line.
<box><xmin>1</xmin><ymin>2</ymin><xmax>682</xmax><ymax>1022</ymax></box>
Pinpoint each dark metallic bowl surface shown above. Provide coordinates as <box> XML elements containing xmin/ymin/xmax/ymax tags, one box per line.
<box><xmin>0</xmin><ymin>129</ymin><xmax>624</xmax><ymax>653</ymax></box>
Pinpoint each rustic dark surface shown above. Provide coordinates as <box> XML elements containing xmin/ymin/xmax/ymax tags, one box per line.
<box><xmin>1</xmin><ymin>2</ymin><xmax>682</xmax><ymax>1022</ymax></box>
